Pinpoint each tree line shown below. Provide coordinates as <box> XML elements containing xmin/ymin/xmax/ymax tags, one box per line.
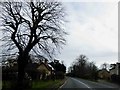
<box><xmin>67</xmin><ymin>54</ymin><xmax>98</xmax><ymax>80</ymax></box>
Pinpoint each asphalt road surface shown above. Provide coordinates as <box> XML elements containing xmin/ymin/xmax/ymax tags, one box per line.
<box><xmin>59</xmin><ymin>77</ymin><xmax>120</xmax><ymax>90</ymax></box>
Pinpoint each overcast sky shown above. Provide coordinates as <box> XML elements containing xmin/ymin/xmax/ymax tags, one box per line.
<box><xmin>0</xmin><ymin>1</ymin><xmax>118</xmax><ymax>70</ymax></box>
<box><xmin>57</xmin><ymin>1</ymin><xmax>118</xmax><ymax>69</ymax></box>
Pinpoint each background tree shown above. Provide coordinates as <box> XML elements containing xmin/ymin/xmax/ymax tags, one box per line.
<box><xmin>100</xmin><ymin>62</ymin><xmax>110</xmax><ymax>70</ymax></box>
<box><xmin>0</xmin><ymin>1</ymin><xmax>67</xmax><ymax>88</ymax></box>
<box><xmin>49</xmin><ymin>60</ymin><xmax>66</xmax><ymax>79</ymax></box>
<box><xmin>67</xmin><ymin>54</ymin><xmax>98</xmax><ymax>80</ymax></box>
<box><xmin>75</xmin><ymin>55</ymin><xmax>88</xmax><ymax>77</ymax></box>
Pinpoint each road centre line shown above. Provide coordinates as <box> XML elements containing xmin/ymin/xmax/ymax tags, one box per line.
<box><xmin>80</xmin><ymin>79</ymin><xmax>114</xmax><ymax>88</ymax></box>
<box><xmin>72</xmin><ymin>78</ymin><xmax>114</xmax><ymax>88</ymax></box>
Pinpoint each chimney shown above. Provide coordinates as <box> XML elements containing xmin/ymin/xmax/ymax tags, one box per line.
<box><xmin>44</xmin><ymin>59</ymin><xmax>48</xmax><ymax>65</ymax></box>
<box><xmin>54</xmin><ymin>59</ymin><xmax>59</xmax><ymax>64</ymax></box>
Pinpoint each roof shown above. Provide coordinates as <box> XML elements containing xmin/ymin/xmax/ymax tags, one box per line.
<box><xmin>2</xmin><ymin>62</ymin><xmax>54</xmax><ymax>72</ymax></box>
<box><xmin>117</xmin><ymin>62</ymin><xmax>120</xmax><ymax>66</ymax></box>
<box><xmin>48</xmin><ymin>64</ymin><xmax>54</xmax><ymax>70</ymax></box>
<box><xmin>39</xmin><ymin>62</ymin><xmax>52</xmax><ymax>71</ymax></box>
<box><xmin>109</xmin><ymin>62</ymin><xmax>120</xmax><ymax>71</ymax></box>
<box><xmin>98</xmin><ymin>69</ymin><xmax>110</xmax><ymax>73</ymax></box>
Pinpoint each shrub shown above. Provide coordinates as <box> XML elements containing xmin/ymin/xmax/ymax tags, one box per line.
<box><xmin>111</xmin><ymin>74</ymin><xmax>120</xmax><ymax>83</ymax></box>
<box><xmin>55</xmin><ymin>71</ymin><xmax>65</xmax><ymax>79</ymax></box>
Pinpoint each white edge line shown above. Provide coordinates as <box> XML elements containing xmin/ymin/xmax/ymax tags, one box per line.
<box><xmin>72</xmin><ymin>78</ymin><xmax>115</xmax><ymax>88</ymax></box>
<box><xmin>71</xmin><ymin>78</ymin><xmax>91</xmax><ymax>88</ymax></box>
<box><xmin>59</xmin><ymin>79</ymin><xmax>67</xmax><ymax>88</ymax></box>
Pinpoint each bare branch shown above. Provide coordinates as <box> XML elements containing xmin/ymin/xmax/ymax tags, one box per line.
<box><xmin>0</xmin><ymin>1</ymin><xmax>67</xmax><ymax>60</ymax></box>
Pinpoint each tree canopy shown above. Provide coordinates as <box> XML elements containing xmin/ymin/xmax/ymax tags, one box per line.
<box><xmin>0</xmin><ymin>1</ymin><xmax>67</xmax><ymax>88</ymax></box>
<box><xmin>68</xmin><ymin>54</ymin><xmax>98</xmax><ymax>80</ymax></box>
<box><xmin>0</xmin><ymin>1</ymin><xmax>67</xmax><ymax>59</ymax></box>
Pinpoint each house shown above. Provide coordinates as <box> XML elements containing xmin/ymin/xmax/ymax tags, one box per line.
<box><xmin>109</xmin><ymin>62</ymin><xmax>120</xmax><ymax>76</ymax></box>
<box><xmin>98</xmin><ymin>69</ymin><xmax>110</xmax><ymax>80</ymax></box>
<box><xmin>109</xmin><ymin>62</ymin><xmax>120</xmax><ymax>82</ymax></box>
<box><xmin>2</xmin><ymin>57</ymin><xmax>54</xmax><ymax>80</ymax></box>
<box><xmin>37</xmin><ymin>61</ymin><xmax>54</xmax><ymax>80</ymax></box>
<box><xmin>25</xmin><ymin>63</ymin><xmax>40</xmax><ymax>80</ymax></box>
<box><xmin>20</xmin><ymin>59</ymin><xmax>54</xmax><ymax>80</ymax></box>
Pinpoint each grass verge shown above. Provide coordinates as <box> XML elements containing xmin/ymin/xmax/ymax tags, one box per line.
<box><xmin>2</xmin><ymin>77</ymin><xmax>67</xmax><ymax>89</ymax></box>
<box><xmin>32</xmin><ymin>78</ymin><xmax>67</xmax><ymax>89</ymax></box>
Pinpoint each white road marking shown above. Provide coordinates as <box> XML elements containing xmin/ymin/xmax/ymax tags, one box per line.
<box><xmin>59</xmin><ymin>79</ymin><xmax>67</xmax><ymax>88</ymax></box>
<box><xmin>59</xmin><ymin>77</ymin><xmax>117</xmax><ymax>89</ymax></box>
<box><xmin>72</xmin><ymin>78</ymin><xmax>115</xmax><ymax>88</ymax></box>
<box><xmin>71</xmin><ymin>78</ymin><xmax>91</xmax><ymax>88</ymax></box>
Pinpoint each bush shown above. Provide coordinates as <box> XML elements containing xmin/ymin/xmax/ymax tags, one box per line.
<box><xmin>111</xmin><ymin>74</ymin><xmax>120</xmax><ymax>83</ymax></box>
<box><xmin>55</xmin><ymin>71</ymin><xmax>65</xmax><ymax>79</ymax></box>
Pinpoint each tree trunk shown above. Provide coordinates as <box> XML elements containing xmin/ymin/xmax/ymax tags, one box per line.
<box><xmin>17</xmin><ymin>53</ymin><xmax>29</xmax><ymax>89</ymax></box>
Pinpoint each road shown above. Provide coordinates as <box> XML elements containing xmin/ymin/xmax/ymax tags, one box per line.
<box><xmin>59</xmin><ymin>77</ymin><xmax>120</xmax><ymax>90</ymax></box>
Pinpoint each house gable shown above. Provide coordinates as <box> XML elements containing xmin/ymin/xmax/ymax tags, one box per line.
<box><xmin>37</xmin><ymin>63</ymin><xmax>52</xmax><ymax>75</ymax></box>
<box><xmin>109</xmin><ymin>62</ymin><xmax>120</xmax><ymax>75</ymax></box>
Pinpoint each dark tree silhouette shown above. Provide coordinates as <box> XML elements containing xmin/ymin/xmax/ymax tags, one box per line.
<box><xmin>50</xmin><ymin>60</ymin><xmax>66</xmax><ymax>73</ymax></box>
<box><xmin>0</xmin><ymin>1</ymin><xmax>67</xmax><ymax>88</ymax></box>
<box><xmin>49</xmin><ymin>60</ymin><xmax>66</xmax><ymax>79</ymax></box>
<box><xmin>75</xmin><ymin>55</ymin><xmax>88</xmax><ymax>76</ymax></box>
<box><xmin>68</xmin><ymin>54</ymin><xmax>98</xmax><ymax>80</ymax></box>
<box><xmin>100</xmin><ymin>62</ymin><xmax>109</xmax><ymax>70</ymax></box>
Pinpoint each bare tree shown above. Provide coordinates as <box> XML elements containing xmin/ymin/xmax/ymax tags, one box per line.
<box><xmin>0</xmin><ymin>1</ymin><xmax>67</xmax><ymax>87</ymax></box>
<box><xmin>68</xmin><ymin>54</ymin><xmax>98</xmax><ymax>80</ymax></box>
<box><xmin>100</xmin><ymin>62</ymin><xmax>110</xmax><ymax>70</ymax></box>
<box><xmin>76</xmin><ymin>54</ymin><xmax>88</xmax><ymax>66</ymax></box>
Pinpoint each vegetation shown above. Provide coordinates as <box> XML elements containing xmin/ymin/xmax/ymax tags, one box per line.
<box><xmin>100</xmin><ymin>62</ymin><xmax>110</xmax><ymax>70</ymax></box>
<box><xmin>50</xmin><ymin>60</ymin><xmax>66</xmax><ymax>79</ymax></box>
<box><xmin>2</xmin><ymin>58</ymin><xmax>66</xmax><ymax>89</ymax></box>
<box><xmin>2</xmin><ymin>78</ymin><xmax>66</xmax><ymax>89</ymax></box>
<box><xmin>67</xmin><ymin>54</ymin><xmax>120</xmax><ymax>85</ymax></box>
<box><xmin>0</xmin><ymin>1</ymin><xmax>67</xmax><ymax>88</ymax></box>
<box><xmin>32</xmin><ymin>79</ymin><xmax>66</xmax><ymax>89</ymax></box>
<box><xmin>67</xmin><ymin>54</ymin><xmax>98</xmax><ymax>80</ymax></box>
<box><xmin>111</xmin><ymin>74</ymin><xmax>120</xmax><ymax>84</ymax></box>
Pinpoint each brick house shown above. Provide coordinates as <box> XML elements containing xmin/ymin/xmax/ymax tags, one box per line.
<box><xmin>2</xmin><ymin>58</ymin><xmax>54</xmax><ymax>80</ymax></box>
<box><xmin>109</xmin><ymin>62</ymin><xmax>120</xmax><ymax>76</ymax></box>
<box><xmin>98</xmin><ymin>69</ymin><xmax>110</xmax><ymax>80</ymax></box>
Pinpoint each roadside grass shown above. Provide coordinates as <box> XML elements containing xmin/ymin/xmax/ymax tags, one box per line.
<box><xmin>32</xmin><ymin>78</ymin><xmax>66</xmax><ymax>89</ymax></box>
<box><xmin>2</xmin><ymin>80</ymin><xmax>18</xmax><ymax>89</ymax></box>
<box><xmin>0</xmin><ymin>81</ymin><xmax>2</xmax><ymax>89</ymax></box>
<box><xmin>2</xmin><ymin>81</ymin><xmax>13</xmax><ymax>88</ymax></box>
<box><xmin>2</xmin><ymin>78</ymin><xmax>67</xmax><ymax>89</ymax></box>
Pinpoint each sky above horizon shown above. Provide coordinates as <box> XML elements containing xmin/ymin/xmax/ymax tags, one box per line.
<box><xmin>57</xmin><ymin>1</ymin><xmax>118</xmax><ymax>70</ymax></box>
<box><xmin>0</xmin><ymin>1</ymin><xmax>118</xmax><ymax>70</ymax></box>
